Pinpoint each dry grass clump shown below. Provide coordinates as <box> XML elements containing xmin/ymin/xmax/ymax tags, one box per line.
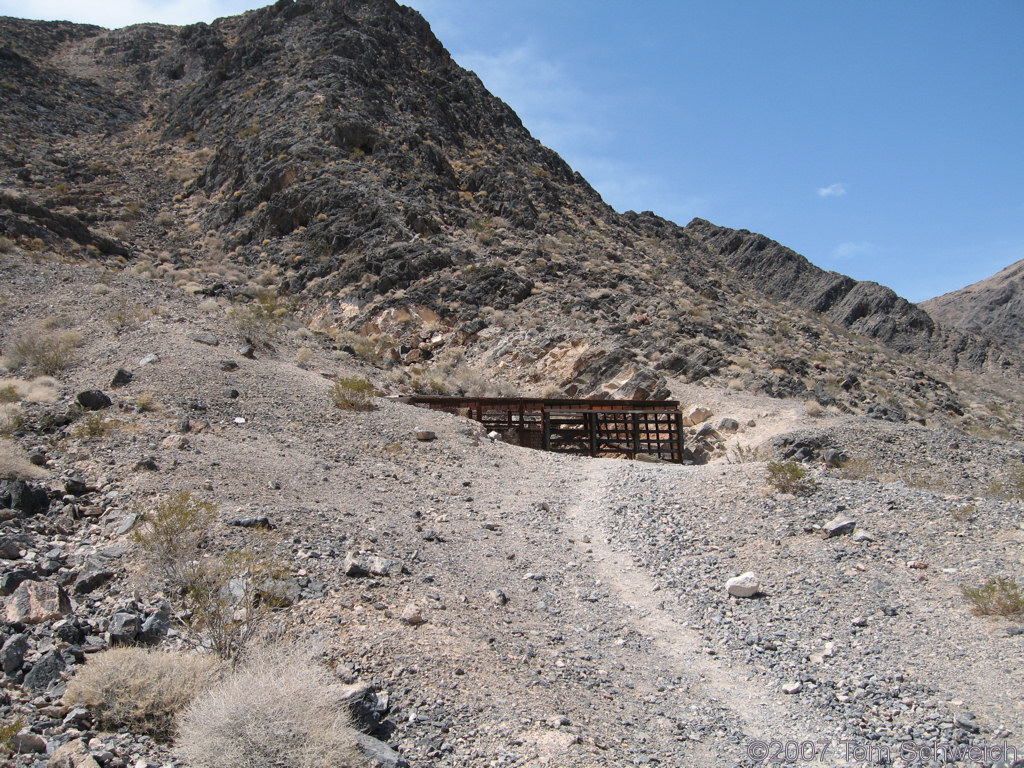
<box><xmin>65</xmin><ymin>648</ymin><xmax>223</xmax><ymax>740</ymax></box>
<box><xmin>962</xmin><ymin>577</ymin><xmax>1024</xmax><ymax>617</ymax></box>
<box><xmin>7</xmin><ymin>325</ymin><xmax>82</xmax><ymax>376</ymax></box>
<box><xmin>227</xmin><ymin>294</ymin><xmax>289</xmax><ymax>348</ymax></box>
<box><xmin>175</xmin><ymin>645</ymin><xmax>368</xmax><ymax>768</ymax></box>
<box><xmin>0</xmin><ymin>438</ymin><xmax>46</xmax><ymax>481</ymax></box>
<box><xmin>0</xmin><ymin>376</ymin><xmax>60</xmax><ymax>403</ymax></box>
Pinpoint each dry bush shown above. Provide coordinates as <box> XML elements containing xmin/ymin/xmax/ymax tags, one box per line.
<box><xmin>0</xmin><ymin>376</ymin><xmax>59</xmax><ymax>404</ymax></box>
<box><xmin>0</xmin><ymin>405</ymin><xmax>25</xmax><ymax>438</ymax></box>
<box><xmin>330</xmin><ymin>376</ymin><xmax>375</xmax><ymax>411</ymax></box>
<box><xmin>133</xmin><ymin>492</ymin><xmax>216</xmax><ymax>586</ymax></box>
<box><xmin>227</xmin><ymin>295</ymin><xmax>288</xmax><ymax>348</ymax></box>
<box><xmin>184</xmin><ymin>550</ymin><xmax>292</xmax><ymax>661</ymax></box>
<box><xmin>65</xmin><ymin>648</ymin><xmax>222</xmax><ymax>740</ymax></box>
<box><xmin>804</xmin><ymin>400</ymin><xmax>824</xmax><ymax>418</ymax></box>
<box><xmin>766</xmin><ymin>460</ymin><xmax>817</xmax><ymax>495</ymax></box>
<box><xmin>175</xmin><ymin>646</ymin><xmax>368</xmax><ymax>768</ymax></box>
<box><xmin>8</xmin><ymin>327</ymin><xmax>82</xmax><ymax>376</ymax></box>
<box><xmin>0</xmin><ymin>438</ymin><xmax>45</xmax><ymax>481</ymax></box>
<box><xmin>962</xmin><ymin>577</ymin><xmax>1024</xmax><ymax>617</ymax></box>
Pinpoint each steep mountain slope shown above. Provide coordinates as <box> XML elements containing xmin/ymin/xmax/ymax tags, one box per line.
<box><xmin>0</xmin><ymin>0</ymin><xmax>1022</xmax><ymax>441</ymax></box>
<box><xmin>922</xmin><ymin>258</ymin><xmax>1024</xmax><ymax>356</ymax></box>
<box><xmin>685</xmin><ymin>218</ymin><xmax>1013</xmax><ymax>371</ymax></box>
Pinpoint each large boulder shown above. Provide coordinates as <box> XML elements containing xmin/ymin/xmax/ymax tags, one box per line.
<box><xmin>7</xmin><ymin>581</ymin><xmax>72</xmax><ymax>624</ymax></box>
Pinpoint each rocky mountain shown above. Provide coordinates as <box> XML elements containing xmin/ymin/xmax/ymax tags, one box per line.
<box><xmin>1</xmin><ymin>3</ymin><xmax>1024</xmax><ymax>767</ymax></box>
<box><xmin>922</xmin><ymin>258</ymin><xmax>1024</xmax><ymax>356</ymax></box>
<box><xmin>1</xmin><ymin>0</ymin><xmax>1021</xmax><ymax>448</ymax></box>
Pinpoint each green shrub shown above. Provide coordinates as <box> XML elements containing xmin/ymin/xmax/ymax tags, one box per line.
<box><xmin>65</xmin><ymin>648</ymin><xmax>222</xmax><ymax>740</ymax></box>
<box><xmin>228</xmin><ymin>295</ymin><xmax>288</xmax><ymax>348</ymax></box>
<box><xmin>962</xmin><ymin>577</ymin><xmax>1024</xmax><ymax>617</ymax></box>
<box><xmin>175</xmin><ymin>646</ymin><xmax>367</xmax><ymax>768</ymax></box>
<box><xmin>330</xmin><ymin>376</ymin><xmax>375</xmax><ymax>411</ymax></box>
<box><xmin>133</xmin><ymin>492</ymin><xmax>217</xmax><ymax>587</ymax></box>
<box><xmin>766</xmin><ymin>460</ymin><xmax>817</xmax><ymax>495</ymax></box>
<box><xmin>73</xmin><ymin>412</ymin><xmax>117</xmax><ymax>439</ymax></box>
<box><xmin>184</xmin><ymin>550</ymin><xmax>292</xmax><ymax>662</ymax></box>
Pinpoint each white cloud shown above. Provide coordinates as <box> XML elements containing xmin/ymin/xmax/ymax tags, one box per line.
<box><xmin>454</xmin><ymin>44</ymin><xmax>607</xmax><ymax>149</ymax></box>
<box><xmin>831</xmin><ymin>241</ymin><xmax>872</xmax><ymax>260</ymax></box>
<box><xmin>817</xmin><ymin>182</ymin><xmax>847</xmax><ymax>198</ymax></box>
<box><xmin>0</xmin><ymin>1</ymin><xmax>262</xmax><ymax>28</ymax></box>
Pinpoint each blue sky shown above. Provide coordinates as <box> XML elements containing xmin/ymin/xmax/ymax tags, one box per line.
<box><xmin>4</xmin><ymin>1</ymin><xmax>1022</xmax><ymax>302</ymax></box>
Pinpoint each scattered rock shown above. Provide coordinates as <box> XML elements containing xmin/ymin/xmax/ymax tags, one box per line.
<box><xmin>110</xmin><ymin>368</ymin><xmax>133</xmax><ymax>388</ymax></box>
<box><xmin>782</xmin><ymin>682</ymin><xmax>802</xmax><ymax>695</ymax></box>
<box><xmin>822</xmin><ymin>515</ymin><xmax>856</xmax><ymax>538</ymax></box>
<box><xmin>24</xmin><ymin>648</ymin><xmax>67</xmax><ymax>693</ymax></box>
<box><xmin>0</xmin><ymin>632</ymin><xmax>28</xmax><ymax>674</ymax></box>
<box><xmin>726</xmin><ymin>572</ymin><xmax>760</xmax><ymax>598</ymax></box>
<box><xmin>189</xmin><ymin>333</ymin><xmax>219</xmax><ymax>346</ymax></box>
<box><xmin>6</xmin><ymin>580</ymin><xmax>71</xmax><ymax>624</ymax></box>
<box><xmin>682</xmin><ymin>406</ymin><xmax>713</xmax><ymax>427</ymax></box>
<box><xmin>415</xmin><ymin>430</ymin><xmax>436</xmax><ymax>442</ymax></box>
<box><xmin>12</xmin><ymin>729</ymin><xmax>47</xmax><ymax>754</ymax></box>
<box><xmin>138</xmin><ymin>353</ymin><xmax>160</xmax><ymax>366</ymax></box>
<box><xmin>76</xmin><ymin>390</ymin><xmax>112</xmax><ymax>410</ymax></box>
<box><xmin>220</xmin><ymin>359</ymin><xmax>238</xmax><ymax>371</ymax></box>
<box><xmin>48</xmin><ymin>739</ymin><xmax>102</xmax><ymax>768</ymax></box>
<box><xmin>400</xmin><ymin>603</ymin><xmax>424</xmax><ymax>625</ymax></box>
<box><xmin>107</xmin><ymin>611</ymin><xmax>141</xmax><ymax>644</ymax></box>
<box><xmin>229</xmin><ymin>516</ymin><xmax>274</xmax><ymax>530</ymax></box>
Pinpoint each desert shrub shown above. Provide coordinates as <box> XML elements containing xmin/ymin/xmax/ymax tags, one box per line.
<box><xmin>805</xmin><ymin>400</ymin><xmax>824</xmax><ymax>418</ymax></box>
<box><xmin>0</xmin><ymin>236</ymin><xmax>15</xmax><ymax>253</ymax></box>
<box><xmin>107</xmin><ymin>298</ymin><xmax>150</xmax><ymax>334</ymax></box>
<box><xmin>175</xmin><ymin>646</ymin><xmax>367</xmax><ymax>768</ymax></box>
<box><xmin>0</xmin><ymin>405</ymin><xmax>25</xmax><ymax>438</ymax></box>
<box><xmin>0</xmin><ymin>438</ymin><xmax>46</xmax><ymax>481</ymax></box>
<box><xmin>73</xmin><ymin>412</ymin><xmax>118</xmax><ymax>439</ymax></box>
<box><xmin>136</xmin><ymin>393</ymin><xmax>159</xmax><ymax>412</ymax></box>
<box><xmin>330</xmin><ymin>376</ymin><xmax>375</xmax><ymax>411</ymax></box>
<box><xmin>988</xmin><ymin>464</ymin><xmax>1024</xmax><ymax>501</ymax></box>
<box><xmin>727</xmin><ymin>443</ymin><xmax>761</xmax><ymax>464</ymax></box>
<box><xmin>184</xmin><ymin>550</ymin><xmax>292</xmax><ymax>661</ymax></box>
<box><xmin>65</xmin><ymin>648</ymin><xmax>222</xmax><ymax>740</ymax></box>
<box><xmin>766</xmin><ymin>460</ymin><xmax>817</xmax><ymax>495</ymax></box>
<box><xmin>0</xmin><ymin>385</ymin><xmax>17</xmax><ymax>404</ymax></box>
<box><xmin>227</xmin><ymin>295</ymin><xmax>288</xmax><ymax>348</ymax></box>
<box><xmin>155</xmin><ymin>211</ymin><xmax>175</xmax><ymax>228</ymax></box>
<box><xmin>962</xmin><ymin>577</ymin><xmax>1024</xmax><ymax>617</ymax></box>
<box><xmin>9</xmin><ymin>328</ymin><xmax>82</xmax><ymax>376</ymax></box>
<box><xmin>133</xmin><ymin>492</ymin><xmax>216</xmax><ymax>586</ymax></box>
<box><xmin>295</xmin><ymin>347</ymin><xmax>313</xmax><ymax>367</ymax></box>
<box><xmin>0</xmin><ymin>716</ymin><xmax>23</xmax><ymax>752</ymax></box>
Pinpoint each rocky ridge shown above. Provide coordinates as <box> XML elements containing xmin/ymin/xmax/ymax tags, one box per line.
<box><xmin>923</xmin><ymin>258</ymin><xmax>1024</xmax><ymax>357</ymax></box>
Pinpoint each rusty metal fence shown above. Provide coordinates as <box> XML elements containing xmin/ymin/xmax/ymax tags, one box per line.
<box><xmin>393</xmin><ymin>396</ymin><xmax>685</xmax><ymax>463</ymax></box>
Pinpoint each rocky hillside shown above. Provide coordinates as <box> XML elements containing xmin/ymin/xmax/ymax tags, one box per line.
<box><xmin>1</xmin><ymin>3</ymin><xmax>1024</xmax><ymax>767</ymax></box>
<box><xmin>922</xmin><ymin>258</ymin><xmax>1024</xmax><ymax>356</ymax></box>
<box><xmin>0</xmin><ymin>0</ymin><xmax>1022</xmax><ymax>443</ymax></box>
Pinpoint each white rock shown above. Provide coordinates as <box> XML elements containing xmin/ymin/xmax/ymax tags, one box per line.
<box><xmin>682</xmin><ymin>406</ymin><xmax>713</xmax><ymax>427</ymax></box>
<box><xmin>726</xmin><ymin>572</ymin><xmax>760</xmax><ymax>598</ymax></box>
<box><xmin>782</xmin><ymin>682</ymin><xmax>802</xmax><ymax>694</ymax></box>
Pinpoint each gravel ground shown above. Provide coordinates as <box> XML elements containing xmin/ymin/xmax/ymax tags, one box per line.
<box><xmin>0</xmin><ymin>254</ymin><xmax>1022</xmax><ymax>768</ymax></box>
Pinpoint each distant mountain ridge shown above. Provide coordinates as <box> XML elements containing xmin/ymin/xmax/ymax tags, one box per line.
<box><xmin>685</xmin><ymin>218</ymin><xmax>1015</xmax><ymax>371</ymax></box>
<box><xmin>922</xmin><ymin>259</ymin><xmax>1024</xmax><ymax>357</ymax></box>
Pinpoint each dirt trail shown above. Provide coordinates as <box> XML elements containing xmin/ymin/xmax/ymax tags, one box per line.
<box><xmin>564</xmin><ymin>458</ymin><xmax>807</xmax><ymax>752</ymax></box>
